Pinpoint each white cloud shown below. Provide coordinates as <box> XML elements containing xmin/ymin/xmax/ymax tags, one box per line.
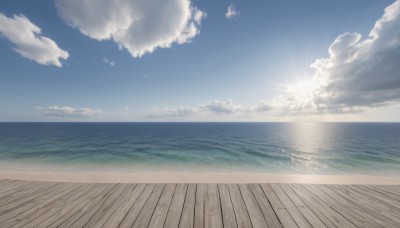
<box><xmin>225</xmin><ymin>4</ymin><xmax>240</xmax><ymax>19</ymax></box>
<box><xmin>0</xmin><ymin>13</ymin><xmax>69</xmax><ymax>67</ymax></box>
<box><xmin>193</xmin><ymin>8</ymin><xmax>207</xmax><ymax>25</ymax></box>
<box><xmin>201</xmin><ymin>100</ymin><xmax>242</xmax><ymax>113</ymax></box>
<box><xmin>55</xmin><ymin>0</ymin><xmax>206</xmax><ymax>58</ymax></box>
<box><xmin>103</xmin><ymin>58</ymin><xmax>115</xmax><ymax>66</ymax></box>
<box><xmin>150</xmin><ymin>99</ymin><xmax>272</xmax><ymax>117</ymax></box>
<box><xmin>279</xmin><ymin>0</ymin><xmax>400</xmax><ymax>114</ymax></box>
<box><xmin>37</xmin><ymin>106</ymin><xmax>103</xmax><ymax>117</ymax></box>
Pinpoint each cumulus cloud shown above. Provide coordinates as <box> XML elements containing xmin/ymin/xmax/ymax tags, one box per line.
<box><xmin>151</xmin><ymin>99</ymin><xmax>272</xmax><ymax>117</ymax></box>
<box><xmin>279</xmin><ymin>0</ymin><xmax>400</xmax><ymax>114</ymax></box>
<box><xmin>37</xmin><ymin>106</ymin><xmax>103</xmax><ymax>117</ymax></box>
<box><xmin>225</xmin><ymin>4</ymin><xmax>240</xmax><ymax>19</ymax></box>
<box><xmin>55</xmin><ymin>0</ymin><xmax>206</xmax><ymax>58</ymax></box>
<box><xmin>0</xmin><ymin>13</ymin><xmax>69</xmax><ymax>67</ymax></box>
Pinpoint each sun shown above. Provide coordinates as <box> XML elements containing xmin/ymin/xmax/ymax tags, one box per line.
<box><xmin>284</xmin><ymin>79</ymin><xmax>318</xmax><ymax>102</ymax></box>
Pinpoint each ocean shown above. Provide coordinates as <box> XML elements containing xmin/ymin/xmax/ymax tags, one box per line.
<box><xmin>0</xmin><ymin>122</ymin><xmax>399</xmax><ymax>175</ymax></box>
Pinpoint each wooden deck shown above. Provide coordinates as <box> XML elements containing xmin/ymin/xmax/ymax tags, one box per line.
<box><xmin>0</xmin><ymin>180</ymin><xmax>399</xmax><ymax>227</ymax></box>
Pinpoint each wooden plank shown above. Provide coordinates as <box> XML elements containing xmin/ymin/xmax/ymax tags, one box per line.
<box><xmin>0</xmin><ymin>180</ymin><xmax>24</xmax><ymax>190</ymax></box>
<box><xmin>278</xmin><ymin>184</ymin><xmax>326</xmax><ymax>228</ymax></box>
<box><xmin>260</xmin><ymin>183</ymin><xmax>298</xmax><ymax>228</ymax></box>
<box><xmin>0</xmin><ymin>181</ymin><xmax>44</xmax><ymax>200</ymax></box>
<box><xmin>303</xmin><ymin>184</ymin><xmax>366</xmax><ymax>228</ymax></box>
<box><xmin>204</xmin><ymin>184</ymin><xmax>223</xmax><ymax>228</ymax></box>
<box><xmin>179</xmin><ymin>184</ymin><xmax>196</xmax><ymax>228</ymax></box>
<box><xmin>0</xmin><ymin>179</ymin><xmax>13</xmax><ymax>186</ymax></box>
<box><xmin>335</xmin><ymin>185</ymin><xmax>400</xmax><ymax>223</ymax></box>
<box><xmin>65</xmin><ymin>183</ymin><xmax>123</xmax><ymax>228</ymax></box>
<box><xmin>270</xmin><ymin>184</ymin><xmax>311</xmax><ymax>228</ymax></box>
<box><xmin>0</xmin><ymin>182</ymin><xmax>81</xmax><ymax>226</ymax></box>
<box><xmin>217</xmin><ymin>184</ymin><xmax>237</xmax><ymax>228</ymax></box>
<box><xmin>353</xmin><ymin>185</ymin><xmax>400</xmax><ymax>203</ymax></box>
<box><xmin>0</xmin><ymin>181</ymin><xmax>59</xmax><ymax>210</ymax></box>
<box><xmin>1</xmin><ymin>180</ymin><xmax>398</xmax><ymax>228</ymax></box>
<box><xmin>102</xmin><ymin>183</ymin><xmax>146</xmax><ymax>227</ymax></box>
<box><xmin>0</xmin><ymin>182</ymin><xmax>77</xmax><ymax>223</ymax></box>
<box><xmin>384</xmin><ymin>185</ymin><xmax>400</xmax><ymax>190</ymax></box>
<box><xmin>329</xmin><ymin>184</ymin><xmax>399</xmax><ymax>227</ymax></box>
<box><xmin>119</xmin><ymin>184</ymin><xmax>156</xmax><ymax>228</ymax></box>
<box><xmin>239</xmin><ymin>184</ymin><xmax>269</xmax><ymax>228</ymax></box>
<box><xmin>259</xmin><ymin>184</ymin><xmax>285</xmax><ymax>209</ymax></box>
<box><xmin>11</xmin><ymin>183</ymin><xmax>96</xmax><ymax>228</ymax></box>
<box><xmin>58</xmin><ymin>183</ymin><xmax>118</xmax><ymax>228</ymax></box>
<box><xmin>0</xmin><ymin>180</ymin><xmax>17</xmax><ymax>192</ymax></box>
<box><xmin>228</xmin><ymin>184</ymin><xmax>252</xmax><ymax>228</ymax></box>
<box><xmin>289</xmin><ymin>184</ymin><xmax>353</xmax><ymax>228</ymax></box>
<box><xmin>352</xmin><ymin>185</ymin><xmax>400</xmax><ymax>208</ymax></box>
<box><xmin>374</xmin><ymin>185</ymin><xmax>400</xmax><ymax>198</ymax></box>
<box><xmin>53</xmin><ymin>183</ymin><xmax>118</xmax><ymax>228</ymax></box>
<box><xmin>164</xmin><ymin>183</ymin><xmax>188</xmax><ymax>228</ymax></box>
<box><xmin>194</xmin><ymin>184</ymin><xmax>206</xmax><ymax>228</ymax></box>
<box><xmin>249</xmin><ymin>184</ymin><xmax>282</xmax><ymax>228</ymax></box>
<box><xmin>84</xmin><ymin>184</ymin><xmax>133</xmax><ymax>228</ymax></box>
<box><xmin>297</xmin><ymin>184</ymin><xmax>359</xmax><ymax>228</ymax></box>
<box><xmin>148</xmin><ymin>184</ymin><xmax>176</xmax><ymax>228</ymax></box>
<box><xmin>132</xmin><ymin>184</ymin><xmax>166</xmax><ymax>228</ymax></box>
<box><xmin>0</xmin><ymin>182</ymin><xmax>49</xmax><ymax>208</ymax></box>
<box><xmin>0</xmin><ymin>180</ymin><xmax>38</xmax><ymax>198</ymax></box>
<box><xmin>38</xmin><ymin>183</ymin><xmax>108</xmax><ymax>228</ymax></box>
<box><xmin>316</xmin><ymin>184</ymin><xmax>392</xmax><ymax>228</ymax></box>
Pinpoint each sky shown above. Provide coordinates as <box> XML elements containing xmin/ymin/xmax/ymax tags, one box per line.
<box><xmin>0</xmin><ymin>0</ymin><xmax>400</xmax><ymax>122</ymax></box>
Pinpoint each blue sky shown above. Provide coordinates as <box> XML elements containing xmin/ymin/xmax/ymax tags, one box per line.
<box><xmin>1</xmin><ymin>0</ymin><xmax>400</xmax><ymax>121</ymax></box>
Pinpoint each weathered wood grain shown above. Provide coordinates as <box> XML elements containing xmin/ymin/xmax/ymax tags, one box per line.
<box><xmin>0</xmin><ymin>179</ymin><xmax>399</xmax><ymax>228</ymax></box>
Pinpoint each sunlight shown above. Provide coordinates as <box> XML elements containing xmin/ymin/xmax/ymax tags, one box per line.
<box><xmin>284</xmin><ymin>78</ymin><xmax>318</xmax><ymax>102</ymax></box>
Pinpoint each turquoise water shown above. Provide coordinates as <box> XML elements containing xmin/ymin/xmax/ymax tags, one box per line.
<box><xmin>0</xmin><ymin>122</ymin><xmax>399</xmax><ymax>175</ymax></box>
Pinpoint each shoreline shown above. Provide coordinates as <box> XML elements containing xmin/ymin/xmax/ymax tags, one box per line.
<box><xmin>1</xmin><ymin>171</ymin><xmax>400</xmax><ymax>184</ymax></box>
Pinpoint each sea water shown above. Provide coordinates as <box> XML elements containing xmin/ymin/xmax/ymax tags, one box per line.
<box><xmin>0</xmin><ymin>122</ymin><xmax>399</xmax><ymax>175</ymax></box>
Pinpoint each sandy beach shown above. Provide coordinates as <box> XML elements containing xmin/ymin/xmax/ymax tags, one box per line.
<box><xmin>1</xmin><ymin>171</ymin><xmax>400</xmax><ymax>185</ymax></box>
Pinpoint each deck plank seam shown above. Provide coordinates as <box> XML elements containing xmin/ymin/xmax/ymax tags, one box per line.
<box><xmin>237</xmin><ymin>184</ymin><xmax>254</xmax><ymax>228</ymax></box>
<box><xmin>288</xmin><ymin>184</ymin><xmax>335</xmax><ymax>228</ymax></box>
<box><xmin>80</xmin><ymin>183</ymin><xmax>121</xmax><ymax>228</ymax></box>
<box><xmin>314</xmin><ymin>185</ymin><xmax>368</xmax><ymax>226</ymax></box>
<box><xmin>330</xmin><ymin>184</ymin><xmax>400</xmax><ymax>227</ymax></box>
<box><xmin>300</xmin><ymin>184</ymin><xmax>357</xmax><ymax>228</ymax></box>
<box><xmin>176</xmin><ymin>184</ymin><xmax>188</xmax><ymax>228</ymax></box>
<box><xmin>254</xmin><ymin>184</ymin><xmax>282</xmax><ymax>228</ymax></box>
<box><xmin>258</xmin><ymin>184</ymin><xmax>285</xmax><ymax>228</ymax></box>
<box><xmin>335</xmin><ymin>184</ymin><xmax>400</xmax><ymax>224</ymax></box>
<box><xmin>73</xmin><ymin>183</ymin><xmax>119</xmax><ymax>228</ymax></box>
<box><xmin>16</xmin><ymin>183</ymin><xmax>96</xmax><ymax>228</ymax></box>
<box><xmin>0</xmin><ymin>182</ymin><xmax>78</xmax><ymax>224</ymax></box>
<box><xmin>49</xmin><ymin>184</ymin><xmax>106</xmax><ymax>228</ymax></box>
<box><xmin>247</xmin><ymin>184</ymin><xmax>273</xmax><ymax>228</ymax></box>
<box><xmin>275</xmin><ymin>184</ymin><xmax>313</xmax><ymax>228</ymax></box>
<box><xmin>56</xmin><ymin>184</ymin><xmax>116</xmax><ymax>228</ymax></box>
<box><xmin>307</xmin><ymin>184</ymin><xmax>367</xmax><ymax>228</ymax></box>
<box><xmin>101</xmin><ymin>184</ymin><xmax>137</xmax><ymax>228</ymax></box>
<box><xmin>216</xmin><ymin>184</ymin><xmax>226</xmax><ymax>228</ymax></box>
<box><xmin>118</xmin><ymin>183</ymin><xmax>154</xmax><ymax>227</ymax></box>
<box><xmin>223</xmin><ymin>183</ymin><xmax>239</xmax><ymax>228</ymax></box>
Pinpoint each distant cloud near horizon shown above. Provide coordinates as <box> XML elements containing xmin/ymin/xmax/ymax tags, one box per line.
<box><xmin>0</xmin><ymin>13</ymin><xmax>69</xmax><ymax>67</ymax></box>
<box><xmin>225</xmin><ymin>4</ymin><xmax>240</xmax><ymax>19</ymax></box>
<box><xmin>37</xmin><ymin>106</ymin><xmax>103</xmax><ymax>118</ymax></box>
<box><xmin>55</xmin><ymin>0</ymin><xmax>206</xmax><ymax>58</ymax></box>
<box><xmin>151</xmin><ymin>99</ymin><xmax>271</xmax><ymax>117</ymax></box>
